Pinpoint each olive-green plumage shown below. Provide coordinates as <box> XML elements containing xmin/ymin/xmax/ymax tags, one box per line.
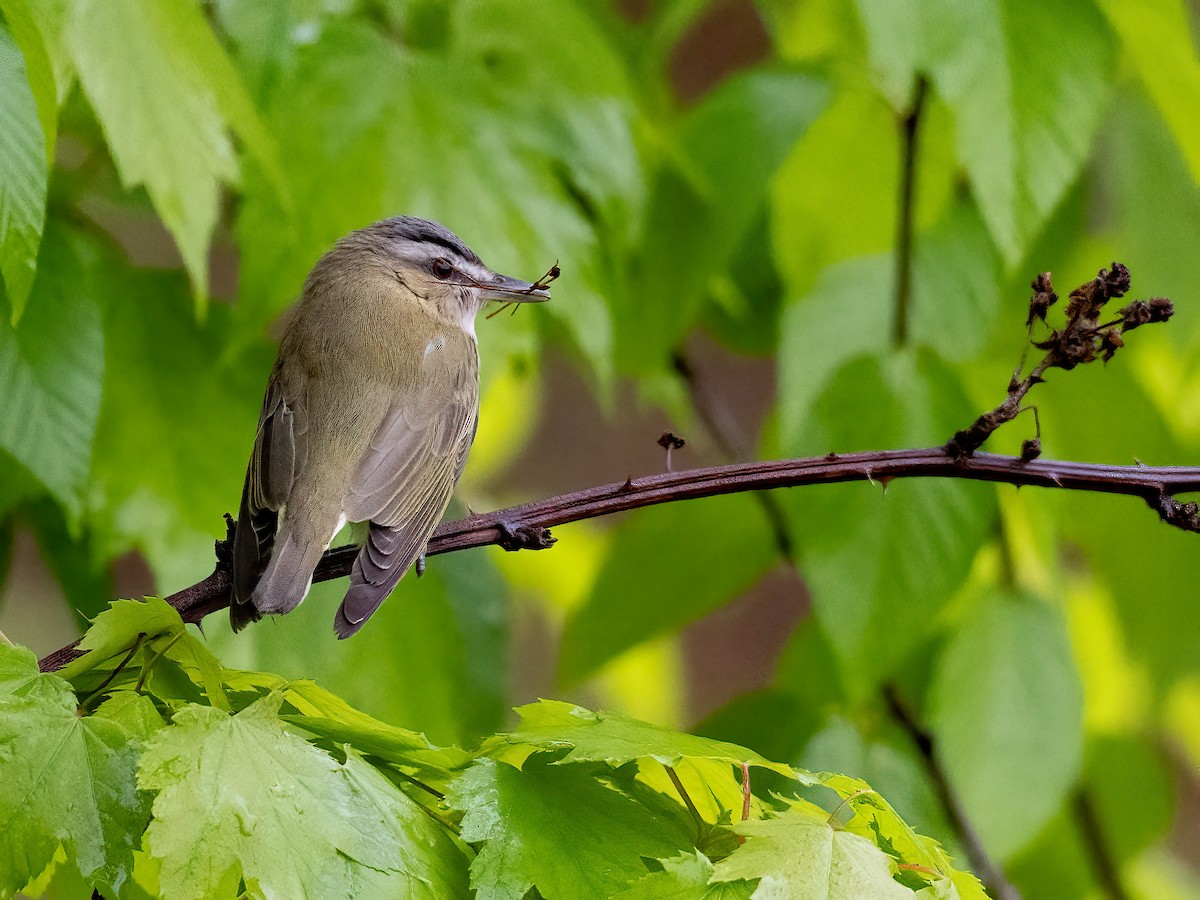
<box><xmin>230</xmin><ymin>217</ymin><xmax>549</xmax><ymax>637</ymax></box>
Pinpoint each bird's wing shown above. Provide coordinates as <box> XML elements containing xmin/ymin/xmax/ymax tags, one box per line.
<box><xmin>335</xmin><ymin>366</ymin><xmax>477</xmax><ymax>637</ymax></box>
<box><xmin>231</xmin><ymin>371</ymin><xmax>309</xmax><ymax>629</ymax></box>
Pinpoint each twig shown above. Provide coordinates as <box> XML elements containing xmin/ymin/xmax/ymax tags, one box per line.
<box><xmin>38</xmin><ymin>447</ymin><xmax>1200</xmax><ymax>672</ymax></box>
<box><xmin>946</xmin><ymin>265</ymin><xmax>1173</xmax><ymax>458</ymax></box>
<box><xmin>1072</xmin><ymin>789</ymin><xmax>1131</xmax><ymax>900</ymax></box>
<box><xmin>893</xmin><ymin>75</ymin><xmax>927</xmax><ymax>348</ymax></box>
<box><xmin>884</xmin><ymin>684</ymin><xmax>1020</xmax><ymax>900</ymax></box>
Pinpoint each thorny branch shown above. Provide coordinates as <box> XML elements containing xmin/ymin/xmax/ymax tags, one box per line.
<box><xmin>38</xmin><ymin>446</ymin><xmax>1200</xmax><ymax>673</ymax></box>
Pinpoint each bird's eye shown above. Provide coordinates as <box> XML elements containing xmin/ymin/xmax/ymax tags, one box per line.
<box><xmin>432</xmin><ymin>258</ymin><xmax>453</xmax><ymax>279</ymax></box>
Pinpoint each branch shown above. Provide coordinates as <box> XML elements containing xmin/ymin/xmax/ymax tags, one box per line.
<box><xmin>39</xmin><ymin>447</ymin><xmax>1200</xmax><ymax>672</ymax></box>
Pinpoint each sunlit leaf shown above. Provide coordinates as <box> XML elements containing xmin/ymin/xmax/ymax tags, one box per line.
<box><xmin>66</xmin><ymin>0</ymin><xmax>249</xmax><ymax>305</ymax></box>
<box><xmin>928</xmin><ymin>591</ymin><xmax>1084</xmax><ymax>861</ymax></box>
<box><xmin>0</xmin><ymin>227</ymin><xmax>102</xmax><ymax>509</ymax></box>
<box><xmin>450</xmin><ymin>756</ymin><xmax>695</xmax><ymax>899</ymax></box>
<box><xmin>711</xmin><ymin>797</ymin><xmax>916</xmax><ymax>898</ymax></box>
<box><xmin>0</xmin><ymin>645</ymin><xmax>150</xmax><ymax>896</ymax></box>
<box><xmin>0</xmin><ymin>22</ymin><xmax>47</xmax><ymax>320</ymax></box>
<box><xmin>139</xmin><ymin>696</ymin><xmax>467</xmax><ymax>899</ymax></box>
<box><xmin>492</xmin><ymin>699</ymin><xmax>798</xmax><ymax>777</ymax></box>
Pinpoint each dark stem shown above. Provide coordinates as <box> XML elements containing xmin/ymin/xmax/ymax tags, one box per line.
<box><xmin>884</xmin><ymin>684</ymin><xmax>1020</xmax><ymax>900</ymax></box>
<box><xmin>893</xmin><ymin>75</ymin><xmax>927</xmax><ymax>348</ymax></box>
<box><xmin>1072</xmin><ymin>789</ymin><xmax>1130</xmax><ymax>900</ymax></box>
<box><xmin>38</xmin><ymin>447</ymin><xmax>1200</xmax><ymax>673</ymax></box>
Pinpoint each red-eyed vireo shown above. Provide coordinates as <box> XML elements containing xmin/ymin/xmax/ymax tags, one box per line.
<box><xmin>230</xmin><ymin>217</ymin><xmax>550</xmax><ymax>637</ymax></box>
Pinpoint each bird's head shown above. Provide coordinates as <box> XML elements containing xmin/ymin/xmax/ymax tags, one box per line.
<box><xmin>342</xmin><ymin>216</ymin><xmax>551</xmax><ymax>335</ymax></box>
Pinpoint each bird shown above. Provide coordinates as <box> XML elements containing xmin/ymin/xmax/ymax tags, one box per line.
<box><xmin>229</xmin><ymin>216</ymin><xmax>551</xmax><ymax>637</ymax></box>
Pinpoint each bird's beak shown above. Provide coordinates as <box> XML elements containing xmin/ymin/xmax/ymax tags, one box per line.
<box><xmin>477</xmin><ymin>272</ymin><xmax>551</xmax><ymax>303</ymax></box>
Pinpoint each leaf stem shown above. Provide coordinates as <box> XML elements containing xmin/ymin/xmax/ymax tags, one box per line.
<box><xmin>740</xmin><ymin>762</ymin><xmax>751</xmax><ymax>821</ymax></box>
<box><xmin>664</xmin><ymin>764</ymin><xmax>705</xmax><ymax>829</ymax></box>
<box><xmin>77</xmin><ymin>633</ymin><xmax>146</xmax><ymax>711</ymax></box>
<box><xmin>134</xmin><ymin>632</ymin><xmax>183</xmax><ymax>693</ymax></box>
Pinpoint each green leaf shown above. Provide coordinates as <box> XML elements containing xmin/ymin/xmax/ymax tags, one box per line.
<box><xmin>782</xmin><ymin>351</ymin><xmax>996</xmax><ymax>693</ymax></box>
<box><xmin>776</xmin><ymin>198</ymin><xmax>994</xmax><ymax>446</ymax></box>
<box><xmin>0</xmin><ymin>0</ymin><xmax>57</xmax><ymax>159</ymax></box>
<box><xmin>0</xmin><ymin>226</ymin><xmax>103</xmax><ymax>509</ymax></box>
<box><xmin>65</xmin><ymin>0</ymin><xmax>245</xmax><ymax>304</ymax></box>
<box><xmin>139</xmin><ymin>695</ymin><xmax>467</xmax><ymax>899</ymax></box>
<box><xmin>334</xmin><ymin>750</ymin><xmax>470</xmax><ymax>899</ymax></box>
<box><xmin>1081</xmin><ymin>735</ymin><xmax>1174</xmax><ymax>865</ymax></box>
<box><xmin>0</xmin><ymin>22</ymin><xmax>48</xmax><ymax>321</ymax></box>
<box><xmin>776</xmin><ymin>255</ymin><xmax>891</xmax><ymax>451</ymax></box>
<box><xmin>9</xmin><ymin>0</ymin><xmax>72</xmax><ymax>106</ymax></box>
<box><xmin>617</xmin><ymin>67</ymin><xmax>827</xmax><ymax>372</ymax></box>
<box><xmin>0</xmin><ymin>644</ymin><xmax>150</xmax><ymax>896</ymax></box>
<box><xmin>559</xmin><ymin>493</ymin><xmax>779</xmax><ymax>684</ymax></box>
<box><xmin>92</xmin><ymin>690</ymin><xmax>165</xmax><ymax>741</ymax></box>
<box><xmin>916</xmin><ymin>0</ymin><xmax>1115</xmax><ymax>263</ymax></box>
<box><xmin>1101</xmin><ymin>87</ymin><xmax>1200</xmax><ymax>347</ymax></box>
<box><xmin>61</xmin><ymin>597</ymin><xmax>230</xmax><ymax>712</ymax></box>
<box><xmin>215</xmin><ymin>549</ymin><xmax>507</xmax><ymax>748</ymax></box>
<box><xmin>491</xmin><ymin>699</ymin><xmax>798</xmax><ymax>778</ymax></box>
<box><xmin>802</xmin><ymin>718</ymin><xmax>957</xmax><ymax>860</ymax></box>
<box><xmin>927</xmin><ymin>591</ymin><xmax>1084</xmax><ymax>861</ymax></box>
<box><xmin>59</xmin><ymin>596</ymin><xmax>187</xmax><ymax>682</ymax></box>
<box><xmin>710</xmin><ymin>798</ymin><xmax>916</xmax><ymax>898</ymax></box>
<box><xmin>1095</xmin><ymin>0</ymin><xmax>1200</xmax><ymax>187</ymax></box>
<box><xmin>801</xmin><ymin>768</ymin><xmax>982</xmax><ymax>896</ymax></box>
<box><xmin>614</xmin><ymin>851</ymin><xmax>756</xmax><ymax>900</ymax></box>
<box><xmin>449</xmin><ymin>756</ymin><xmax>695</xmax><ymax>899</ymax></box>
<box><xmin>278</xmin><ymin>679</ymin><xmax>472</xmax><ymax>793</ymax></box>
<box><xmin>87</xmin><ymin>262</ymin><xmax>267</xmax><ymax>591</ymax></box>
<box><xmin>910</xmin><ymin>200</ymin><xmax>1001</xmax><ymax>362</ymax></box>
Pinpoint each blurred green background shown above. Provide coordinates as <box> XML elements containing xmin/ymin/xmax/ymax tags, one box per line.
<box><xmin>1</xmin><ymin>0</ymin><xmax>1199</xmax><ymax>895</ymax></box>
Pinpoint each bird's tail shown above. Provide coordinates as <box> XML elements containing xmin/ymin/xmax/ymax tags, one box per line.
<box><xmin>235</xmin><ymin>530</ymin><xmax>326</xmax><ymax>628</ymax></box>
<box><xmin>333</xmin><ymin>522</ymin><xmax>421</xmax><ymax>638</ymax></box>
